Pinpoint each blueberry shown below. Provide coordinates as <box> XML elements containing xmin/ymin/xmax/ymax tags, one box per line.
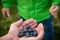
<box><xmin>28</xmin><ymin>28</ymin><xmax>33</xmax><ymax>32</ymax></box>
<box><xmin>30</xmin><ymin>32</ymin><xmax>34</xmax><ymax>36</ymax></box>
<box><xmin>33</xmin><ymin>29</ymin><xmax>38</xmax><ymax>37</ymax></box>
<box><xmin>33</xmin><ymin>29</ymin><xmax>36</xmax><ymax>32</ymax></box>
<box><xmin>33</xmin><ymin>31</ymin><xmax>38</xmax><ymax>37</ymax></box>
<box><xmin>18</xmin><ymin>31</ymin><xmax>24</xmax><ymax>37</ymax></box>
<box><xmin>24</xmin><ymin>25</ymin><xmax>31</xmax><ymax>29</ymax></box>
<box><xmin>25</xmin><ymin>32</ymin><xmax>30</xmax><ymax>37</ymax></box>
<box><xmin>30</xmin><ymin>35</ymin><xmax>33</xmax><ymax>37</ymax></box>
<box><xmin>23</xmin><ymin>28</ymin><xmax>28</xmax><ymax>33</ymax></box>
<box><xmin>18</xmin><ymin>24</ymin><xmax>38</xmax><ymax>37</ymax></box>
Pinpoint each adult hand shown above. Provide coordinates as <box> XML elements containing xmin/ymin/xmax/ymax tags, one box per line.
<box><xmin>22</xmin><ymin>18</ymin><xmax>37</xmax><ymax>28</ymax></box>
<box><xmin>8</xmin><ymin>19</ymin><xmax>23</xmax><ymax>40</ymax></box>
<box><xmin>0</xmin><ymin>19</ymin><xmax>23</xmax><ymax>40</ymax></box>
<box><xmin>0</xmin><ymin>19</ymin><xmax>38</xmax><ymax>40</ymax></box>
<box><xmin>8</xmin><ymin>18</ymin><xmax>37</xmax><ymax>40</ymax></box>
<box><xmin>19</xmin><ymin>23</ymin><xmax>44</xmax><ymax>40</ymax></box>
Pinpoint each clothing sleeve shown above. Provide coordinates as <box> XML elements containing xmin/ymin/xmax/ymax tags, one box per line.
<box><xmin>1</xmin><ymin>0</ymin><xmax>16</xmax><ymax>8</ymax></box>
<box><xmin>52</xmin><ymin>0</ymin><xmax>60</xmax><ymax>5</ymax></box>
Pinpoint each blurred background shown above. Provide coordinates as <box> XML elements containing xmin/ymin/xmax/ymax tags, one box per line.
<box><xmin>0</xmin><ymin>1</ymin><xmax>60</xmax><ymax>40</ymax></box>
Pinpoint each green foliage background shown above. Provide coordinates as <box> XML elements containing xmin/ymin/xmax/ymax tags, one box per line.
<box><xmin>0</xmin><ymin>1</ymin><xmax>60</xmax><ymax>40</ymax></box>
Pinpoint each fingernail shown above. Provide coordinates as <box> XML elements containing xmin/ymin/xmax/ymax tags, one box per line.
<box><xmin>20</xmin><ymin>19</ymin><xmax>23</xmax><ymax>21</ymax></box>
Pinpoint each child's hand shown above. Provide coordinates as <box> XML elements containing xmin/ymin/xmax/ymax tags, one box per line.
<box><xmin>49</xmin><ymin>5</ymin><xmax>59</xmax><ymax>18</ymax></box>
<box><xmin>2</xmin><ymin>8</ymin><xmax>10</xmax><ymax>17</ymax></box>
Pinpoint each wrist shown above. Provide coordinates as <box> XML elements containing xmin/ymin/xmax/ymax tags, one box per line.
<box><xmin>8</xmin><ymin>33</ymin><xmax>19</xmax><ymax>40</ymax></box>
<box><xmin>0</xmin><ymin>34</ymin><xmax>13</xmax><ymax>40</ymax></box>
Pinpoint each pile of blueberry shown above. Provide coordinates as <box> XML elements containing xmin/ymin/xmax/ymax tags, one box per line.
<box><xmin>18</xmin><ymin>25</ymin><xmax>38</xmax><ymax>37</ymax></box>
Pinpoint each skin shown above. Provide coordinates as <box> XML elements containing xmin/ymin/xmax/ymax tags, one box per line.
<box><xmin>19</xmin><ymin>23</ymin><xmax>44</xmax><ymax>40</ymax></box>
<box><xmin>49</xmin><ymin>5</ymin><xmax>59</xmax><ymax>18</ymax></box>
<box><xmin>2</xmin><ymin>8</ymin><xmax>10</xmax><ymax>17</ymax></box>
<box><xmin>0</xmin><ymin>19</ymin><xmax>44</xmax><ymax>40</ymax></box>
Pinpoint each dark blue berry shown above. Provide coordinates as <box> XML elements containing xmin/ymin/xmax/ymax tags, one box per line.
<box><xmin>28</xmin><ymin>28</ymin><xmax>33</xmax><ymax>32</ymax></box>
<box><xmin>23</xmin><ymin>28</ymin><xmax>28</xmax><ymax>33</ymax></box>
<box><xmin>33</xmin><ymin>29</ymin><xmax>38</xmax><ymax>37</ymax></box>
<box><xmin>25</xmin><ymin>32</ymin><xmax>30</xmax><ymax>37</ymax></box>
<box><xmin>18</xmin><ymin>31</ymin><xmax>24</xmax><ymax>37</ymax></box>
<box><xmin>24</xmin><ymin>25</ymin><xmax>31</xmax><ymax>29</ymax></box>
<box><xmin>30</xmin><ymin>32</ymin><xmax>34</xmax><ymax>36</ymax></box>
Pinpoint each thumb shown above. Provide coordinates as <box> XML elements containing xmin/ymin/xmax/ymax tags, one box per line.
<box><xmin>14</xmin><ymin>19</ymin><xmax>23</xmax><ymax>27</ymax></box>
<box><xmin>35</xmin><ymin>23</ymin><xmax>44</xmax><ymax>34</ymax></box>
<box><xmin>35</xmin><ymin>23</ymin><xmax>44</xmax><ymax>40</ymax></box>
